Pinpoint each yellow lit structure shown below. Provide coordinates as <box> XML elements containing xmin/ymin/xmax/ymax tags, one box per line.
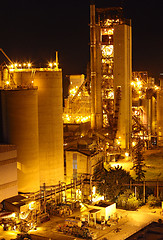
<box><xmin>1</xmin><ymin>89</ymin><xmax>40</xmax><ymax>192</ymax></box>
<box><xmin>63</xmin><ymin>4</ymin><xmax>161</xmax><ymax>186</ymax></box>
<box><xmin>0</xmin><ymin>145</ymin><xmax>18</xmax><ymax>202</ymax></box>
<box><xmin>84</xmin><ymin>202</ymin><xmax>116</xmax><ymax>222</ymax></box>
<box><xmin>89</xmin><ymin>5</ymin><xmax>132</xmax><ymax>149</ymax></box>
<box><xmin>157</xmin><ymin>76</ymin><xmax>163</xmax><ymax>146</ymax></box>
<box><xmin>0</xmin><ymin>60</ymin><xmax>64</xmax><ymax>192</ymax></box>
<box><xmin>0</xmin><ymin>4</ymin><xmax>161</xmax><ymax>203</ymax></box>
<box><xmin>65</xmin><ymin>150</ymin><xmax>88</xmax><ymax>183</ymax></box>
<box><xmin>113</xmin><ymin>22</ymin><xmax>132</xmax><ymax>149</ymax></box>
<box><xmin>64</xmin><ymin>6</ymin><xmax>133</xmax><ymax>152</ymax></box>
<box><xmin>34</xmin><ymin>69</ymin><xmax>64</xmax><ymax>186</ymax></box>
<box><xmin>131</xmin><ymin>71</ymin><xmax>158</xmax><ymax>147</ymax></box>
<box><xmin>63</xmin><ymin>74</ymin><xmax>91</xmax><ymax>124</ymax></box>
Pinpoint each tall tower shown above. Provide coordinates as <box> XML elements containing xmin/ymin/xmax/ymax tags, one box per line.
<box><xmin>34</xmin><ymin>70</ymin><xmax>64</xmax><ymax>186</ymax></box>
<box><xmin>114</xmin><ymin>23</ymin><xmax>132</xmax><ymax>149</ymax></box>
<box><xmin>90</xmin><ymin>4</ymin><xmax>103</xmax><ymax>130</ymax></box>
<box><xmin>90</xmin><ymin>5</ymin><xmax>132</xmax><ymax>149</ymax></box>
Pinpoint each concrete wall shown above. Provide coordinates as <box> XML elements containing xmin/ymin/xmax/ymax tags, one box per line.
<box><xmin>114</xmin><ymin>24</ymin><xmax>132</xmax><ymax>150</ymax></box>
<box><xmin>157</xmin><ymin>80</ymin><xmax>163</xmax><ymax>146</ymax></box>
<box><xmin>105</xmin><ymin>203</ymin><xmax>116</xmax><ymax>219</ymax></box>
<box><xmin>66</xmin><ymin>151</ymin><xmax>74</xmax><ymax>183</ymax></box>
<box><xmin>0</xmin><ymin>145</ymin><xmax>18</xmax><ymax>202</ymax></box>
<box><xmin>34</xmin><ymin>71</ymin><xmax>64</xmax><ymax>186</ymax></box>
<box><xmin>1</xmin><ymin>89</ymin><xmax>40</xmax><ymax>193</ymax></box>
<box><xmin>66</xmin><ymin>151</ymin><xmax>88</xmax><ymax>183</ymax></box>
<box><xmin>13</xmin><ymin>72</ymin><xmax>33</xmax><ymax>86</ymax></box>
<box><xmin>88</xmin><ymin>203</ymin><xmax>116</xmax><ymax>221</ymax></box>
<box><xmin>89</xmin><ymin>151</ymin><xmax>104</xmax><ymax>175</ymax></box>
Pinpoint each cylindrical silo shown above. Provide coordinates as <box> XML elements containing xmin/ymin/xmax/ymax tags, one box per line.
<box><xmin>114</xmin><ymin>23</ymin><xmax>132</xmax><ymax>149</ymax></box>
<box><xmin>34</xmin><ymin>70</ymin><xmax>64</xmax><ymax>186</ymax></box>
<box><xmin>1</xmin><ymin>89</ymin><xmax>40</xmax><ymax>193</ymax></box>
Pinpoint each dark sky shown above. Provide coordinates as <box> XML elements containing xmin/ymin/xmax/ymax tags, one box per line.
<box><xmin>0</xmin><ymin>0</ymin><xmax>162</xmax><ymax>81</ymax></box>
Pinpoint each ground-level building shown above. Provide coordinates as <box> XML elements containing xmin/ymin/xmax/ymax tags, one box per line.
<box><xmin>65</xmin><ymin>148</ymin><xmax>104</xmax><ymax>184</ymax></box>
<box><xmin>81</xmin><ymin>201</ymin><xmax>116</xmax><ymax>224</ymax></box>
<box><xmin>0</xmin><ymin>145</ymin><xmax>18</xmax><ymax>202</ymax></box>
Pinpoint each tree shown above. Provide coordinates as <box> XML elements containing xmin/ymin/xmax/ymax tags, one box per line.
<box><xmin>93</xmin><ymin>164</ymin><xmax>133</xmax><ymax>201</ymax></box>
<box><xmin>132</xmin><ymin>138</ymin><xmax>146</xmax><ymax>182</ymax></box>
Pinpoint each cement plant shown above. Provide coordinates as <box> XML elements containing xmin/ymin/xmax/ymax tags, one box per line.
<box><xmin>0</xmin><ymin>3</ymin><xmax>162</xmax><ymax>240</ymax></box>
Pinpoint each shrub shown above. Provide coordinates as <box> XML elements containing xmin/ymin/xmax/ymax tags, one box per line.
<box><xmin>147</xmin><ymin>194</ymin><xmax>160</xmax><ymax>207</ymax></box>
<box><xmin>117</xmin><ymin>189</ymin><xmax>141</xmax><ymax>210</ymax></box>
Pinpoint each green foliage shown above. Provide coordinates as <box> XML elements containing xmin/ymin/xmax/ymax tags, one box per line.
<box><xmin>93</xmin><ymin>164</ymin><xmax>133</xmax><ymax>201</ymax></box>
<box><xmin>117</xmin><ymin>189</ymin><xmax>141</xmax><ymax>210</ymax></box>
<box><xmin>132</xmin><ymin>138</ymin><xmax>146</xmax><ymax>182</ymax></box>
<box><xmin>147</xmin><ymin>194</ymin><xmax>160</xmax><ymax>207</ymax></box>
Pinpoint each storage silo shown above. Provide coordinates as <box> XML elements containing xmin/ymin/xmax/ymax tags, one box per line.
<box><xmin>1</xmin><ymin>89</ymin><xmax>40</xmax><ymax>193</ymax></box>
<box><xmin>113</xmin><ymin>23</ymin><xmax>132</xmax><ymax>150</ymax></box>
<box><xmin>34</xmin><ymin>70</ymin><xmax>64</xmax><ymax>186</ymax></box>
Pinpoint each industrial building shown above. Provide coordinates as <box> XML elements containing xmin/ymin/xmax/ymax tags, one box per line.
<box><xmin>0</xmin><ymin>55</ymin><xmax>64</xmax><ymax>194</ymax></box>
<box><xmin>82</xmin><ymin>201</ymin><xmax>116</xmax><ymax>223</ymax></box>
<box><xmin>64</xmin><ymin>6</ymin><xmax>133</xmax><ymax>151</ymax></box>
<box><xmin>0</xmin><ymin>145</ymin><xmax>18</xmax><ymax>202</ymax></box>
<box><xmin>0</xmin><ymin>4</ymin><xmax>162</xmax><ymax>238</ymax></box>
<box><xmin>0</xmin><ymin>3</ymin><xmax>162</xmax><ymax>202</ymax></box>
<box><xmin>157</xmin><ymin>75</ymin><xmax>163</xmax><ymax>146</ymax></box>
<box><xmin>63</xmin><ymin>4</ymin><xmax>162</xmax><ymax>183</ymax></box>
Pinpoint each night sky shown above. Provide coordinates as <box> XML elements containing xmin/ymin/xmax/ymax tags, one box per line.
<box><xmin>0</xmin><ymin>0</ymin><xmax>162</xmax><ymax>82</ymax></box>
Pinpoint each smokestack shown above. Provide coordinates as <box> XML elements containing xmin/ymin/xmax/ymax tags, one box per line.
<box><xmin>90</xmin><ymin>3</ymin><xmax>103</xmax><ymax>130</ymax></box>
<box><xmin>90</xmin><ymin>4</ymin><xmax>96</xmax><ymax>129</ymax></box>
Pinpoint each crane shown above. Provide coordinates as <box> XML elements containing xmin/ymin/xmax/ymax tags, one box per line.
<box><xmin>0</xmin><ymin>48</ymin><xmax>13</xmax><ymax>65</ymax></box>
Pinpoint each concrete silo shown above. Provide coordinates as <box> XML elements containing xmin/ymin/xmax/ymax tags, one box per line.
<box><xmin>34</xmin><ymin>70</ymin><xmax>64</xmax><ymax>186</ymax></box>
<box><xmin>114</xmin><ymin>23</ymin><xmax>132</xmax><ymax>150</ymax></box>
<box><xmin>1</xmin><ymin>89</ymin><xmax>40</xmax><ymax>193</ymax></box>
